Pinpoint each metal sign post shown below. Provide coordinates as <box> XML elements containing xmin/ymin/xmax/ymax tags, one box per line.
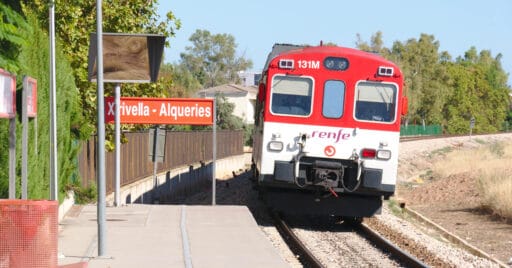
<box><xmin>149</xmin><ymin>126</ymin><xmax>166</xmax><ymax>203</ymax></box>
<box><xmin>212</xmin><ymin>99</ymin><xmax>216</xmax><ymax>206</ymax></box>
<box><xmin>87</xmin><ymin>4</ymin><xmax>166</xmax><ymax>257</ymax></box>
<box><xmin>103</xmin><ymin>96</ymin><xmax>215</xmax><ymax>204</ymax></box>
<box><xmin>21</xmin><ymin>76</ymin><xmax>37</xmax><ymax>199</ymax></box>
<box><xmin>114</xmin><ymin>83</ymin><xmax>121</xmax><ymax>206</ymax></box>
<box><xmin>22</xmin><ymin>78</ymin><xmax>28</xmax><ymax>199</ymax></box>
<box><xmin>88</xmin><ymin>32</ymin><xmax>166</xmax><ymax>208</ymax></box>
<box><xmin>469</xmin><ymin>116</ymin><xmax>475</xmax><ymax>138</ymax></box>
<box><xmin>95</xmin><ymin>0</ymin><xmax>107</xmax><ymax>256</ymax></box>
<box><xmin>49</xmin><ymin>1</ymin><xmax>58</xmax><ymax>201</ymax></box>
<box><xmin>9</xmin><ymin>118</ymin><xmax>16</xmax><ymax>198</ymax></box>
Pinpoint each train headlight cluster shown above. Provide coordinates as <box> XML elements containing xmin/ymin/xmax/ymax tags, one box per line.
<box><xmin>376</xmin><ymin>150</ymin><xmax>392</xmax><ymax>160</ymax></box>
<box><xmin>268</xmin><ymin>141</ymin><xmax>284</xmax><ymax>152</ymax></box>
<box><xmin>361</xmin><ymin>148</ymin><xmax>392</xmax><ymax>160</ymax></box>
<box><xmin>278</xmin><ymin>59</ymin><xmax>294</xmax><ymax>69</ymax></box>
<box><xmin>269</xmin><ymin>133</ymin><xmax>283</xmax><ymax>152</ymax></box>
<box><xmin>324</xmin><ymin>57</ymin><xmax>349</xmax><ymax>71</ymax></box>
<box><xmin>377</xmin><ymin>66</ymin><xmax>394</xmax><ymax>77</ymax></box>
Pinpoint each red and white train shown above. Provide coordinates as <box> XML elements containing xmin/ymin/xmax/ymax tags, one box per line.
<box><xmin>252</xmin><ymin>44</ymin><xmax>407</xmax><ymax>218</ymax></box>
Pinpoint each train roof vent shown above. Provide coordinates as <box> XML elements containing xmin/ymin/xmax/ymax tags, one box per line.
<box><xmin>279</xmin><ymin>59</ymin><xmax>294</xmax><ymax>69</ymax></box>
<box><xmin>378</xmin><ymin>66</ymin><xmax>394</xmax><ymax>77</ymax></box>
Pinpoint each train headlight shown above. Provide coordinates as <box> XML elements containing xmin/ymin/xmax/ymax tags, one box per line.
<box><xmin>278</xmin><ymin>59</ymin><xmax>294</xmax><ymax>69</ymax></box>
<box><xmin>377</xmin><ymin>66</ymin><xmax>394</xmax><ymax>76</ymax></box>
<box><xmin>377</xmin><ymin>150</ymin><xmax>392</xmax><ymax>160</ymax></box>
<box><xmin>324</xmin><ymin>57</ymin><xmax>349</xmax><ymax>71</ymax></box>
<box><xmin>361</xmin><ymin>149</ymin><xmax>391</xmax><ymax>160</ymax></box>
<box><xmin>268</xmin><ymin>141</ymin><xmax>284</xmax><ymax>152</ymax></box>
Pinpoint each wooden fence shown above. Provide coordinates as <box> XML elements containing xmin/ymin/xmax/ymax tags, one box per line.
<box><xmin>78</xmin><ymin>130</ymin><xmax>244</xmax><ymax>194</ymax></box>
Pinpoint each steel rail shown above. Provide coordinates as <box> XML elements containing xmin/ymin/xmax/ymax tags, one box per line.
<box><xmin>400</xmin><ymin>132</ymin><xmax>512</xmax><ymax>142</ymax></box>
<box><xmin>356</xmin><ymin>222</ymin><xmax>429</xmax><ymax>268</ymax></box>
<box><xmin>270</xmin><ymin>211</ymin><xmax>324</xmax><ymax>268</ymax></box>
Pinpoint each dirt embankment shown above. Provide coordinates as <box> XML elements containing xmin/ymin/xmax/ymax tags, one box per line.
<box><xmin>396</xmin><ymin>133</ymin><xmax>512</xmax><ymax>264</ymax></box>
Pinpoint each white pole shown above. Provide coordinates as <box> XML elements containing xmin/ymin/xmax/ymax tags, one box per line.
<box><xmin>114</xmin><ymin>83</ymin><xmax>121</xmax><ymax>206</ymax></box>
<box><xmin>212</xmin><ymin>99</ymin><xmax>216</xmax><ymax>205</ymax></box>
<box><xmin>8</xmin><ymin>118</ymin><xmax>15</xmax><ymax>199</ymax></box>
<box><xmin>22</xmin><ymin>77</ymin><xmax>28</xmax><ymax>199</ymax></box>
<box><xmin>152</xmin><ymin>126</ymin><xmax>159</xmax><ymax>203</ymax></box>
<box><xmin>49</xmin><ymin>1</ymin><xmax>58</xmax><ymax>201</ymax></box>
<box><xmin>96</xmin><ymin>0</ymin><xmax>107</xmax><ymax>256</ymax></box>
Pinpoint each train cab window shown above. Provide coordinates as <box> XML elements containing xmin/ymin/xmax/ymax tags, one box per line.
<box><xmin>354</xmin><ymin>81</ymin><xmax>397</xmax><ymax>122</ymax></box>
<box><xmin>270</xmin><ymin>75</ymin><xmax>313</xmax><ymax>116</ymax></box>
<box><xmin>322</xmin><ymin>80</ymin><xmax>345</xmax><ymax>118</ymax></box>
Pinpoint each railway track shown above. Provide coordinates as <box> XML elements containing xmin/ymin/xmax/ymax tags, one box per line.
<box><xmin>399</xmin><ymin>132</ymin><xmax>512</xmax><ymax>142</ymax></box>
<box><xmin>356</xmin><ymin>222</ymin><xmax>428</xmax><ymax>268</ymax></box>
<box><xmin>270</xmin><ymin>211</ymin><xmax>324</xmax><ymax>268</ymax></box>
<box><xmin>270</xmin><ymin>211</ymin><xmax>428</xmax><ymax>268</ymax></box>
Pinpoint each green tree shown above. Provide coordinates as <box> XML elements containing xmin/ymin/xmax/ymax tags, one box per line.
<box><xmin>0</xmin><ymin>3</ymin><xmax>28</xmax><ymax>73</ymax></box>
<box><xmin>0</xmin><ymin>4</ymin><xmax>85</xmax><ymax>199</ymax></box>
<box><xmin>215</xmin><ymin>94</ymin><xmax>244</xmax><ymax>130</ymax></box>
<box><xmin>443</xmin><ymin>62</ymin><xmax>474</xmax><ymax>133</ymax></box>
<box><xmin>180</xmin><ymin>29</ymin><xmax>253</xmax><ymax>89</ymax></box>
<box><xmin>444</xmin><ymin>47</ymin><xmax>510</xmax><ymax>133</ymax></box>
<box><xmin>356</xmin><ymin>31</ymin><xmax>390</xmax><ymax>57</ymax></box>
<box><xmin>389</xmin><ymin>34</ymin><xmax>450</xmax><ymax>125</ymax></box>
<box><xmin>356</xmin><ymin>32</ymin><xmax>510</xmax><ymax>134</ymax></box>
<box><xmin>21</xmin><ymin>0</ymin><xmax>181</xmax><ymax>132</ymax></box>
<box><xmin>0</xmin><ymin>2</ymin><xmax>29</xmax><ymax>196</ymax></box>
<box><xmin>190</xmin><ymin>94</ymin><xmax>244</xmax><ymax>132</ymax></box>
<box><xmin>505</xmin><ymin>109</ymin><xmax>512</xmax><ymax>131</ymax></box>
<box><xmin>161</xmin><ymin>63</ymin><xmax>201</xmax><ymax>97</ymax></box>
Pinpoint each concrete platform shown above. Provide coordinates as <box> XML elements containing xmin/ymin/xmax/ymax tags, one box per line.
<box><xmin>58</xmin><ymin>204</ymin><xmax>289</xmax><ymax>268</ymax></box>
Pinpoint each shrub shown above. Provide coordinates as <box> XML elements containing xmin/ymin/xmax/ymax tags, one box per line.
<box><xmin>66</xmin><ymin>183</ymin><xmax>97</xmax><ymax>205</ymax></box>
<box><xmin>477</xmin><ymin>169</ymin><xmax>512</xmax><ymax>220</ymax></box>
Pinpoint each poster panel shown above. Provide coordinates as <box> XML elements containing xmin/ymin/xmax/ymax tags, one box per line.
<box><xmin>0</xmin><ymin>68</ymin><xmax>16</xmax><ymax>118</ymax></box>
<box><xmin>24</xmin><ymin>76</ymin><xmax>37</xmax><ymax>117</ymax></box>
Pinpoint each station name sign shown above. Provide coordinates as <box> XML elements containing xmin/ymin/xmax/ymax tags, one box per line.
<box><xmin>105</xmin><ymin>97</ymin><xmax>214</xmax><ymax>125</ymax></box>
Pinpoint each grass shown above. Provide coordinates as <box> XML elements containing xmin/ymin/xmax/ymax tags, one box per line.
<box><xmin>478</xmin><ymin>169</ymin><xmax>512</xmax><ymax>220</ymax></box>
<box><xmin>66</xmin><ymin>182</ymin><xmax>97</xmax><ymax>204</ymax></box>
<box><xmin>429</xmin><ymin>146</ymin><xmax>453</xmax><ymax>158</ymax></box>
<box><xmin>386</xmin><ymin>198</ymin><xmax>405</xmax><ymax>216</ymax></box>
<box><xmin>431</xmin><ymin>141</ymin><xmax>512</xmax><ymax>220</ymax></box>
<box><xmin>473</xmin><ymin>138</ymin><xmax>486</xmax><ymax>145</ymax></box>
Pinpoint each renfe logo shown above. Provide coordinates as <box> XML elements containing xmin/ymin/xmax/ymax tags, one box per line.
<box><xmin>311</xmin><ymin>128</ymin><xmax>351</xmax><ymax>143</ymax></box>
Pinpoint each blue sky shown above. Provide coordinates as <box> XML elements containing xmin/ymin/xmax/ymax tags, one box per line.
<box><xmin>157</xmin><ymin>0</ymin><xmax>511</xmax><ymax>86</ymax></box>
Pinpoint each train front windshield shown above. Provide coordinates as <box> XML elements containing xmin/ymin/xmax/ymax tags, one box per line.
<box><xmin>354</xmin><ymin>82</ymin><xmax>397</xmax><ymax>123</ymax></box>
<box><xmin>268</xmin><ymin>75</ymin><xmax>398</xmax><ymax>123</ymax></box>
<box><xmin>270</xmin><ymin>75</ymin><xmax>313</xmax><ymax>116</ymax></box>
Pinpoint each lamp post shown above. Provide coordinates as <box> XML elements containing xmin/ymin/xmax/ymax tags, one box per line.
<box><xmin>49</xmin><ymin>0</ymin><xmax>58</xmax><ymax>201</ymax></box>
<box><xmin>95</xmin><ymin>0</ymin><xmax>107</xmax><ymax>256</ymax></box>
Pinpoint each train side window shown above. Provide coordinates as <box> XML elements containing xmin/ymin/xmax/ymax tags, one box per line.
<box><xmin>322</xmin><ymin>80</ymin><xmax>345</xmax><ymax>118</ymax></box>
<box><xmin>270</xmin><ymin>75</ymin><xmax>313</xmax><ymax>116</ymax></box>
<box><xmin>354</xmin><ymin>81</ymin><xmax>397</xmax><ymax>123</ymax></box>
